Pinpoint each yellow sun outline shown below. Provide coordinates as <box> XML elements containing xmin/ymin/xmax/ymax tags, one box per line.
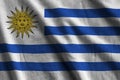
<box><xmin>7</xmin><ymin>6</ymin><xmax>38</xmax><ymax>38</ymax></box>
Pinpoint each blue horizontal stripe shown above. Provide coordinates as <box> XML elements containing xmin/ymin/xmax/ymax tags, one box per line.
<box><xmin>0</xmin><ymin>62</ymin><xmax>120</xmax><ymax>71</ymax></box>
<box><xmin>45</xmin><ymin>8</ymin><xmax>120</xmax><ymax>18</ymax></box>
<box><xmin>45</xmin><ymin>26</ymin><xmax>120</xmax><ymax>35</ymax></box>
<box><xmin>0</xmin><ymin>44</ymin><xmax>120</xmax><ymax>53</ymax></box>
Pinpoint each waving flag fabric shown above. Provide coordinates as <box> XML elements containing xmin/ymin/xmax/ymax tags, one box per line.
<box><xmin>0</xmin><ymin>0</ymin><xmax>120</xmax><ymax>80</ymax></box>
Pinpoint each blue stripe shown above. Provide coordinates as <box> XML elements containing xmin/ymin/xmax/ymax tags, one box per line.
<box><xmin>45</xmin><ymin>26</ymin><xmax>120</xmax><ymax>35</ymax></box>
<box><xmin>0</xmin><ymin>44</ymin><xmax>120</xmax><ymax>53</ymax></box>
<box><xmin>45</xmin><ymin>8</ymin><xmax>120</xmax><ymax>18</ymax></box>
<box><xmin>0</xmin><ymin>62</ymin><xmax>120</xmax><ymax>71</ymax></box>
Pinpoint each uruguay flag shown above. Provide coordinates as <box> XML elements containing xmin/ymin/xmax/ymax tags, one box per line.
<box><xmin>0</xmin><ymin>0</ymin><xmax>120</xmax><ymax>80</ymax></box>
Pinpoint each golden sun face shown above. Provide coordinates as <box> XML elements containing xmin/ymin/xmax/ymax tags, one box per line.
<box><xmin>7</xmin><ymin>7</ymin><xmax>38</xmax><ymax>38</ymax></box>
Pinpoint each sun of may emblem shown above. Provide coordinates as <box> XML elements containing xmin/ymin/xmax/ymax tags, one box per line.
<box><xmin>7</xmin><ymin>7</ymin><xmax>38</xmax><ymax>38</ymax></box>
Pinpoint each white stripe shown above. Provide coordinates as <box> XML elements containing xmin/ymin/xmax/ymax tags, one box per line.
<box><xmin>0</xmin><ymin>71</ymin><xmax>73</xmax><ymax>80</ymax></box>
<box><xmin>41</xmin><ymin>0</ymin><xmax>120</xmax><ymax>9</ymax></box>
<box><xmin>0</xmin><ymin>71</ymin><xmax>119</xmax><ymax>80</ymax></box>
<box><xmin>0</xmin><ymin>35</ymin><xmax>120</xmax><ymax>44</ymax></box>
<box><xmin>45</xmin><ymin>18</ymin><xmax>120</xmax><ymax>27</ymax></box>
<box><xmin>3</xmin><ymin>0</ymin><xmax>120</xmax><ymax>9</ymax></box>
<box><xmin>1</xmin><ymin>53</ymin><xmax>120</xmax><ymax>62</ymax></box>
<box><xmin>46</xmin><ymin>35</ymin><xmax>120</xmax><ymax>44</ymax></box>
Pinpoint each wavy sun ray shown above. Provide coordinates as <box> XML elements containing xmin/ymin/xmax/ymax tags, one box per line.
<box><xmin>7</xmin><ymin>7</ymin><xmax>38</xmax><ymax>38</ymax></box>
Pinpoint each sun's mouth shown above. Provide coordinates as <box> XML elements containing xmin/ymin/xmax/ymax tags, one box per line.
<box><xmin>7</xmin><ymin>7</ymin><xmax>38</xmax><ymax>38</ymax></box>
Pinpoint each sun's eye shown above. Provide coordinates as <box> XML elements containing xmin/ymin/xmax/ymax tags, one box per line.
<box><xmin>7</xmin><ymin>7</ymin><xmax>38</xmax><ymax>38</ymax></box>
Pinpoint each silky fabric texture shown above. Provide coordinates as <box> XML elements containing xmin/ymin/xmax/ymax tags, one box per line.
<box><xmin>0</xmin><ymin>0</ymin><xmax>120</xmax><ymax>80</ymax></box>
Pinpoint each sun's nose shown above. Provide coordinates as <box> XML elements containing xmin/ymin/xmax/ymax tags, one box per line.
<box><xmin>20</xmin><ymin>23</ymin><xmax>24</xmax><ymax>26</ymax></box>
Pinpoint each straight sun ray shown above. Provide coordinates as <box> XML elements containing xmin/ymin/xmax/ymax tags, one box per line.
<box><xmin>21</xmin><ymin>6</ymin><xmax>24</xmax><ymax>11</ymax></box>
<box><xmin>26</xmin><ymin>7</ymin><xmax>29</xmax><ymax>12</ymax></box>
<box><xmin>32</xmin><ymin>15</ymin><xmax>37</xmax><ymax>18</ymax></box>
<box><xmin>7</xmin><ymin>21</ymin><xmax>12</xmax><ymax>23</ymax></box>
<box><xmin>15</xmin><ymin>7</ymin><xmax>19</xmax><ymax>12</ymax></box>
<box><xmin>29</xmin><ymin>10</ymin><xmax>34</xmax><ymax>15</ymax></box>
<box><xmin>25</xmin><ymin>31</ymin><xmax>30</xmax><ymax>37</ymax></box>
<box><xmin>11</xmin><ymin>29</ymin><xmax>16</xmax><ymax>33</ymax></box>
<box><xmin>7</xmin><ymin>25</ymin><xmax>13</xmax><ymax>29</ymax></box>
<box><xmin>29</xmin><ymin>29</ymin><xmax>34</xmax><ymax>34</ymax></box>
<box><xmin>11</xmin><ymin>11</ymin><xmax>15</xmax><ymax>15</ymax></box>
<box><xmin>16</xmin><ymin>32</ymin><xmax>20</xmax><ymax>38</ymax></box>
<box><xmin>21</xmin><ymin>33</ymin><xmax>24</xmax><ymax>38</ymax></box>
<box><xmin>7</xmin><ymin>16</ymin><xmax>13</xmax><ymax>19</ymax></box>
<box><xmin>33</xmin><ymin>21</ymin><xmax>38</xmax><ymax>23</ymax></box>
<box><xmin>32</xmin><ymin>25</ymin><xmax>37</xmax><ymax>28</ymax></box>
